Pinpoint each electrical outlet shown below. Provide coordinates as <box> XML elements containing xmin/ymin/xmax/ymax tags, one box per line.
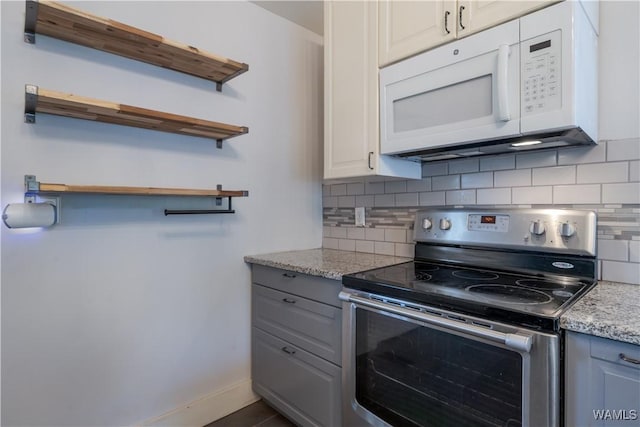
<box><xmin>355</xmin><ymin>207</ymin><xmax>365</xmax><ymax>227</ymax></box>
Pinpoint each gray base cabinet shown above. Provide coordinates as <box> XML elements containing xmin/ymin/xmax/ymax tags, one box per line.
<box><xmin>565</xmin><ymin>331</ymin><xmax>640</xmax><ymax>426</ymax></box>
<box><xmin>250</xmin><ymin>265</ymin><xmax>342</xmax><ymax>427</ymax></box>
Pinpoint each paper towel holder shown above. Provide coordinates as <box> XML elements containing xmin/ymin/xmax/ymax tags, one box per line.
<box><xmin>2</xmin><ymin>195</ymin><xmax>60</xmax><ymax>229</ymax></box>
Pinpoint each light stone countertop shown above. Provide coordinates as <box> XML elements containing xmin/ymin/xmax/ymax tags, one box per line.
<box><xmin>244</xmin><ymin>248</ymin><xmax>411</xmax><ymax>281</ymax></box>
<box><xmin>560</xmin><ymin>281</ymin><xmax>640</xmax><ymax>346</ymax></box>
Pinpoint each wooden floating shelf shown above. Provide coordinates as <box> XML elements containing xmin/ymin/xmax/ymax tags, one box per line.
<box><xmin>24</xmin><ymin>0</ymin><xmax>249</xmax><ymax>91</ymax></box>
<box><xmin>24</xmin><ymin>175</ymin><xmax>249</xmax><ymax>198</ymax></box>
<box><xmin>25</xmin><ymin>85</ymin><xmax>249</xmax><ymax>148</ymax></box>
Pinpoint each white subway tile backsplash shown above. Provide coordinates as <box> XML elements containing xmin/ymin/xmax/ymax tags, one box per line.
<box><xmin>553</xmin><ymin>185</ymin><xmax>600</xmax><ymax>204</ymax></box>
<box><xmin>339</xmin><ymin>239</ymin><xmax>356</xmax><ymax>251</ymax></box>
<box><xmin>558</xmin><ymin>143</ymin><xmax>606</xmax><ymax>165</ymax></box>
<box><xmin>419</xmin><ymin>191</ymin><xmax>446</xmax><ymax>206</ymax></box>
<box><xmin>407</xmin><ymin>178</ymin><xmax>431</xmax><ymax>192</ymax></box>
<box><xmin>494</xmin><ymin>169</ymin><xmax>531</xmax><ymax>187</ymax></box>
<box><xmin>630</xmin><ymin>161</ymin><xmax>639</xmax><ymax>182</ymax></box>
<box><xmin>422</xmin><ymin>162</ymin><xmax>448</xmax><ymax>177</ymax></box>
<box><xmin>608</xmin><ymin>138</ymin><xmax>640</xmax><ymax>161</ymax></box>
<box><xmin>601</xmin><ymin>261</ymin><xmax>640</xmax><ymax>285</ymax></box>
<box><xmin>385</xmin><ymin>180</ymin><xmax>407</xmax><ymax>193</ymax></box>
<box><xmin>532</xmin><ymin>166</ymin><xmax>576</xmax><ymax>186</ymax></box>
<box><xmin>323</xmin><ymin>237</ymin><xmax>340</xmax><ymax>250</ymax></box>
<box><xmin>477</xmin><ymin>188</ymin><xmax>511</xmax><ymax>205</ymax></box>
<box><xmin>432</xmin><ymin>175</ymin><xmax>460</xmax><ymax>191</ymax></box>
<box><xmin>461</xmin><ymin>172</ymin><xmax>493</xmax><ymax>189</ymax></box>
<box><xmin>374</xmin><ymin>194</ymin><xmax>396</xmax><ymax>207</ymax></box>
<box><xmin>338</xmin><ymin>196</ymin><xmax>356</xmax><ymax>207</ymax></box>
<box><xmin>385</xmin><ymin>228</ymin><xmax>407</xmax><ymax>243</ymax></box>
<box><xmin>407</xmin><ymin>229</ymin><xmax>415</xmax><ymax>242</ymax></box>
<box><xmin>577</xmin><ymin>162</ymin><xmax>629</xmax><ymax>184</ymax></box>
<box><xmin>449</xmin><ymin>158</ymin><xmax>479</xmax><ymax>174</ymax></box>
<box><xmin>355</xmin><ymin>195</ymin><xmax>375</xmax><ymax>207</ymax></box>
<box><xmin>365</xmin><ymin>228</ymin><xmax>385</xmax><ymax>241</ymax></box>
<box><xmin>396</xmin><ymin>192</ymin><xmax>419</xmax><ymax>207</ymax></box>
<box><xmin>332</xmin><ymin>227</ymin><xmax>347</xmax><ymax>239</ymax></box>
<box><xmin>512</xmin><ymin>186</ymin><xmax>552</xmax><ymax>204</ymax></box>
<box><xmin>347</xmin><ymin>227</ymin><xmax>365</xmax><ymax>240</ymax></box>
<box><xmin>630</xmin><ymin>241</ymin><xmax>640</xmax><ymax>263</ymax></box>
<box><xmin>356</xmin><ymin>240</ymin><xmax>374</xmax><ymax>253</ymax></box>
<box><xmin>395</xmin><ymin>243</ymin><xmax>414</xmax><ymax>258</ymax></box>
<box><xmin>598</xmin><ymin>239</ymin><xmax>629</xmax><ymax>261</ymax></box>
<box><xmin>374</xmin><ymin>241</ymin><xmax>395</xmax><ymax>256</ymax></box>
<box><xmin>331</xmin><ymin>184</ymin><xmax>347</xmax><ymax>196</ymax></box>
<box><xmin>602</xmin><ymin>183</ymin><xmax>640</xmax><ymax>204</ymax></box>
<box><xmin>446</xmin><ymin>190</ymin><xmax>476</xmax><ymax>205</ymax></box>
<box><xmin>516</xmin><ymin>151</ymin><xmax>557</xmax><ymax>169</ymax></box>
<box><xmin>366</xmin><ymin>181</ymin><xmax>385</xmax><ymax>195</ymax></box>
<box><xmin>324</xmin><ymin>137</ymin><xmax>639</xmax><ymax>285</ymax></box>
<box><xmin>480</xmin><ymin>155</ymin><xmax>515</xmax><ymax>171</ymax></box>
<box><xmin>347</xmin><ymin>182</ymin><xmax>365</xmax><ymax>195</ymax></box>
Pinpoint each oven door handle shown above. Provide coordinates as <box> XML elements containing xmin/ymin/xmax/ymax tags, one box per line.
<box><xmin>341</xmin><ymin>292</ymin><xmax>532</xmax><ymax>353</ymax></box>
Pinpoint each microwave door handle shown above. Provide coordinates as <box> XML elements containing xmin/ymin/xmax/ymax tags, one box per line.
<box><xmin>497</xmin><ymin>44</ymin><xmax>511</xmax><ymax>122</ymax></box>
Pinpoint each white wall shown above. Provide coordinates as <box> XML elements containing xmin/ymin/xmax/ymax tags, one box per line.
<box><xmin>1</xmin><ymin>1</ymin><xmax>323</xmax><ymax>425</ymax></box>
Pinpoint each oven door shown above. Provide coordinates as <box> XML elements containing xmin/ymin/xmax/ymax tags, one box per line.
<box><xmin>379</xmin><ymin>19</ymin><xmax>520</xmax><ymax>156</ymax></box>
<box><xmin>340</xmin><ymin>291</ymin><xmax>559</xmax><ymax>427</ymax></box>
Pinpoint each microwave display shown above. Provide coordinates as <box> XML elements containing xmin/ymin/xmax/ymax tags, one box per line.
<box><xmin>530</xmin><ymin>40</ymin><xmax>551</xmax><ymax>52</ymax></box>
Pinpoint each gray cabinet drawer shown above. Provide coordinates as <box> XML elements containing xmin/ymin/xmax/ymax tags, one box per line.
<box><xmin>251</xmin><ymin>264</ymin><xmax>341</xmax><ymax>308</ymax></box>
<box><xmin>252</xmin><ymin>284</ymin><xmax>342</xmax><ymax>365</ymax></box>
<box><xmin>252</xmin><ymin>327</ymin><xmax>341</xmax><ymax>427</ymax></box>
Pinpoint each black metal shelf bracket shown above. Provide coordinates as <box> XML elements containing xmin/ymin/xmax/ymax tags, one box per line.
<box><xmin>24</xmin><ymin>85</ymin><xmax>38</xmax><ymax>123</ymax></box>
<box><xmin>24</xmin><ymin>0</ymin><xmax>38</xmax><ymax>44</ymax></box>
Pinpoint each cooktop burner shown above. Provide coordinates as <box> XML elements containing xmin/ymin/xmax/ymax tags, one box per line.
<box><xmin>452</xmin><ymin>270</ymin><xmax>500</xmax><ymax>280</ymax></box>
<box><xmin>466</xmin><ymin>284</ymin><xmax>553</xmax><ymax>305</ymax></box>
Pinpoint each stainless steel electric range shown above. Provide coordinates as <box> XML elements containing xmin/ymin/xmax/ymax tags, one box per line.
<box><xmin>340</xmin><ymin>208</ymin><xmax>597</xmax><ymax>427</ymax></box>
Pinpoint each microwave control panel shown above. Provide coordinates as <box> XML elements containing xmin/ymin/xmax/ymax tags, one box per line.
<box><xmin>521</xmin><ymin>30</ymin><xmax>562</xmax><ymax>116</ymax></box>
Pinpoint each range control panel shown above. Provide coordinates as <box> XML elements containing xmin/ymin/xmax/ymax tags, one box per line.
<box><xmin>414</xmin><ymin>208</ymin><xmax>596</xmax><ymax>256</ymax></box>
<box><xmin>521</xmin><ymin>30</ymin><xmax>562</xmax><ymax>116</ymax></box>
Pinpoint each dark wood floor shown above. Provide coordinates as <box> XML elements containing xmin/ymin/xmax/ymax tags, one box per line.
<box><xmin>205</xmin><ymin>400</ymin><xmax>296</xmax><ymax>427</ymax></box>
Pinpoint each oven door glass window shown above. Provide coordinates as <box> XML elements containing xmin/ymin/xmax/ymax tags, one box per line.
<box><xmin>355</xmin><ymin>308</ymin><xmax>523</xmax><ymax>427</ymax></box>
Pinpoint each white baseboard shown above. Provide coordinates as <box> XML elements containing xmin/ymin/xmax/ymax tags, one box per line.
<box><xmin>137</xmin><ymin>379</ymin><xmax>260</xmax><ymax>427</ymax></box>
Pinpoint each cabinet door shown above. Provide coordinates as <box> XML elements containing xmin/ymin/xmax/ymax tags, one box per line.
<box><xmin>379</xmin><ymin>0</ymin><xmax>457</xmax><ymax>67</ymax></box>
<box><xmin>566</xmin><ymin>332</ymin><xmax>640</xmax><ymax>426</ymax></box>
<box><xmin>324</xmin><ymin>1</ymin><xmax>378</xmax><ymax>179</ymax></box>
<box><xmin>457</xmin><ymin>0</ymin><xmax>559</xmax><ymax>38</ymax></box>
<box><xmin>252</xmin><ymin>328</ymin><xmax>341</xmax><ymax>427</ymax></box>
<box><xmin>324</xmin><ymin>1</ymin><xmax>421</xmax><ymax>180</ymax></box>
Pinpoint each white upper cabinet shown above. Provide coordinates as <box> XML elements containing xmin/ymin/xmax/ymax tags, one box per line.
<box><xmin>324</xmin><ymin>1</ymin><xmax>420</xmax><ymax>180</ymax></box>
<box><xmin>378</xmin><ymin>0</ymin><xmax>457</xmax><ymax>68</ymax></box>
<box><xmin>458</xmin><ymin>0</ymin><xmax>560</xmax><ymax>37</ymax></box>
<box><xmin>379</xmin><ymin>0</ymin><xmax>560</xmax><ymax>67</ymax></box>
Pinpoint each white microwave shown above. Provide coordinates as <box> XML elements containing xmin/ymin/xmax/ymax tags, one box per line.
<box><xmin>380</xmin><ymin>1</ymin><xmax>599</xmax><ymax>161</ymax></box>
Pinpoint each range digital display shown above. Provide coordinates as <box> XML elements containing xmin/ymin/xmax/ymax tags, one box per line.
<box><xmin>481</xmin><ymin>215</ymin><xmax>497</xmax><ymax>224</ymax></box>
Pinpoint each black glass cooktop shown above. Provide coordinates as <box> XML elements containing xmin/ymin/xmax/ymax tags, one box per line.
<box><xmin>342</xmin><ymin>261</ymin><xmax>596</xmax><ymax>330</ymax></box>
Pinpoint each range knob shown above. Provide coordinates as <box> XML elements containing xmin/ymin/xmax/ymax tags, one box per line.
<box><xmin>560</xmin><ymin>222</ymin><xmax>576</xmax><ymax>238</ymax></box>
<box><xmin>422</xmin><ymin>218</ymin><xmax>433</xmax><ymax>230</ymax></box>
<box><xmin>529</xmin><ymin>220</ymin><xmax>546</xmax><ymax>236</ymax></box>
<box><xmin>439</xmin><ymin>218</ymin><xmax>452</xmax><ymax>230</ymax></box>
